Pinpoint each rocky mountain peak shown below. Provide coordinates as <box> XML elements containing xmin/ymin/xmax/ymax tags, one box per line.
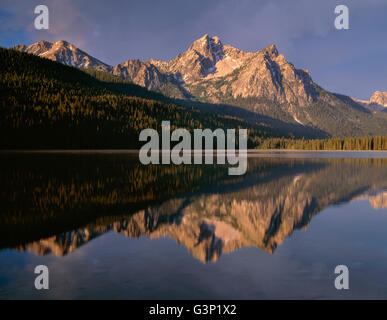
<box><xmin>352</xmin><ymin>90</ymin><xmax>387</xmax><ymax>110</ymax></box>
<box><xmin>370</xmin><ymin>91</ymin><xmax>387</xmax><ymax>107</ymax></box>
<box><xmin>53</xmin><ymin>40</ymin><xmax>68</xmax><ymax>46</ymax></box>
<box><xmin>187</xmin><ymin>34</ymin><xmax>225</xmax><ymax>64</ymax></box>
<box><xmin>13</xmin><ymin>40</ymin><xmax>53</xmax><ymax>55</ymax></box>
<box><xmin>159</xmin><ymin>34</ymin><xmax>225</xmax><ymax>83</ymax></box>
<box><xmin>261</xmin><ymin>43</ymin><xmax>279</xmax><ymax>58</ymax></box>
<box><xmin>189</xmin><ymin>34</ymin><xmax>210</xmax><ymax>50</ymax></box>
<box><xmin>113</xmin><ymin>35</ymin><xmax>317</xmax><ymax>106</ymax></box>
<box><xmin>52</xmin><ymin>40</ymin><xmax>74</xmax><ymax>50</ymax></box>
<box><xmin>12</xmin><ymin>40</ymin><xmax>111</xmax><ymax>72</ymax></box>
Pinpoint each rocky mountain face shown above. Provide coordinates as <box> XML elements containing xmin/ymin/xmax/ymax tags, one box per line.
<box><xmin>112</xmin><ymin>59</ymin><xmax>178</xmax><ymax>93</ymax></box>
<box><xmin>120</xmin><ymin>34</ymin><xmax>387</xmax><ymax>137</ymax></box>
<box><xmin>370</xmin><ymin>91</ymin><xmax>387</xmax><ymax>107</ymax></box>
<box><xmin>12</xmin><ymin>40</ymin><xmax>111</xmax><ymax>72</ymax></box>
<box><xmin>113</xmin><ymin>34</ymin><xmax>318</xmax><ymax>106</ymax></box>
<box><xmin>353</xmin><ymin>91</ymin><xmax>387</xmax><ymax>111</ymax></box>
<box><xmin>188</xmin><ymin>37</ymin><xmax>318</xmax><ymax>107</ymax></box>
<box><xmin>12</xmin><ymin>36</ymin><xmax>387</xmax><ymax>137</ymax></box>
<box><xmin>114</xmin><ymin>35</ymin><xmax>230</xmax><ymax>87</ymax></box>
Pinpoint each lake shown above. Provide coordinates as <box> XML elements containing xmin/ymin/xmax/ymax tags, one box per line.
<box><xmin>0</xmin><ymin>151</ymin><xmax>386</xmax><ymax>299</ymax></box>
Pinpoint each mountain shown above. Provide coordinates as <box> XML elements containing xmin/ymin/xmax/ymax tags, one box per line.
<box><xmin>1</xmin><ymin>47</ymin><xmax>275</xmax><ymax>149</ymax></box>
<box><xmin>178</xmin><ymin>36</ymin><xmax>317</xmax><ymax>108</ymax></box>
<box><xmin>113</xmin><ymin>34</ymin><xmax>317</xmax><ymax>106</ymax></box>
<box><xmin>352</xmin><ymin>91</ymin><xmax>387</xmax><ymax>111</ymax></box>
<box><xmin>10</xmin><ymin>36</ymin><xmax>387</xmax><ymax>137</ymax></box>
<box><xmin>12</xmin><ymin>40</ymin><xmax>111</xmax><ymax>72</ymax></box>
<box><xmin>371</xmin><ymin>91</ymin><xmax>387</xmax><ymax>107</ymax></box>
<box><xmin>112</xmin><ymin>34</ymin><xmax>387</xmax><ymax>137</ymax></box>
<box><xmin>113</xmin><ymin>59</ymin><xmax>188</xmax><ymax>98</ymax></box>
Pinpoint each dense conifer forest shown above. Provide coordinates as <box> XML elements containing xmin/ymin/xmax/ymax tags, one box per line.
<box><xmin>256</xmin><ymin>136</ymin><xmax>387</xmax><ymax>150</ymax></box>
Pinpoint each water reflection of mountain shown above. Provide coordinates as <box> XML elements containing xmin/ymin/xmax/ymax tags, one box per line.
<box><xmin>354</xmin><ymin>190</ymin><xmax>387</xmax><ymax>209</ymax></box>
<box><xmin>2</xmin><ymin>154</ymin><xmax>385</xmax><ymax>263</ymax></box>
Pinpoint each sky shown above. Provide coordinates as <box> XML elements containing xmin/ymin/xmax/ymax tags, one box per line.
<box><xmin>0</xmin><ymin>0</ymin><xmax>386</xmax><ymax>100</ymax></box>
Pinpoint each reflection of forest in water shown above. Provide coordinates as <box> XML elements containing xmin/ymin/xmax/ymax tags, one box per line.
<box><xmin>1</xmin><ymin>153</ymin><xmax>386</xmax><ymax>262</ymax></box>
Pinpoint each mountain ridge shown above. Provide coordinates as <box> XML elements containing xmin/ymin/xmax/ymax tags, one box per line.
<box><xmin>352</xmin><ymin>91</ymin><xmax>387</xmax><ymax>111</ymax></box>
<box><xmin>12</xmin><ymin>40</ymin><xmax>111</xmax><ymax>72</ymax></box>
<box><xmin>11</xmin><ymin>35</ymin><xmax>387</xmax><ymax>138</ymax></box>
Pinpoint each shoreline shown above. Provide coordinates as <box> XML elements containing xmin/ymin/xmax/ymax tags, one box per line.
<box><xmin>1</xmin><ymin>149</ymin><xmax>387</xmax><ymax>153</ymax></box>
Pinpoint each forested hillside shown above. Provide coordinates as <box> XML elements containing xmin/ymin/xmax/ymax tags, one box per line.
<box><xmin>256</xmin><ymin>136</ymin><xmax>387</xmax><ymax>150</ymax></box>
<box><xmin>0</xmin><ymin>48</ymin><xmax>274</xmax><ymax>149</ymax></box>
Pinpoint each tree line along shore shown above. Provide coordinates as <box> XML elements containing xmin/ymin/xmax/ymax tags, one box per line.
<box><xmin>255</xmin><ymin>136</ymin><xmax>387</xmax><ymax>151</ymax></box>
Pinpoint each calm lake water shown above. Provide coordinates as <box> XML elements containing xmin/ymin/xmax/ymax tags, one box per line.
<box><xmin>0</xmin><ymin>151</ymin><xmax>386</xmax><ymax>299</ymax></box>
